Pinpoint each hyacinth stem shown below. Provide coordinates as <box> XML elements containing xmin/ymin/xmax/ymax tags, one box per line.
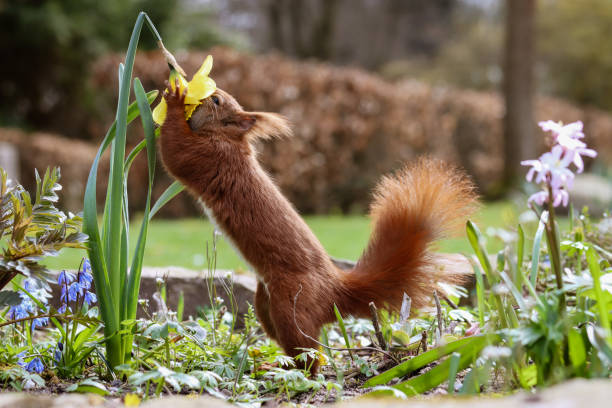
<box><xmin>545</xmin><ymin>183</ymin><xmax>566</xmax><ymax>311</ymax></box>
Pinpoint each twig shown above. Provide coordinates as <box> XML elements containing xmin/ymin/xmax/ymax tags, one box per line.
<box><xmin>419</xmin><ymin>330</ymin><xmax>428</xmax><ymax>353</ymax></box>
<box><xmin>0</xmin><ymin>313</ymin><xmax>56</xmax><ymax>328</ymax></box>
<box><xmin>368</xmin><ymin>302</ymin><xmax>388</xmax><ymax>351</ymax></box>
<box><xmin>292</xmin><ymin>285</ymin><xmax>398</xmax><ymax>362</ymax></box>
<box><xmin>440</xmin><ymin>293</ymin><xmax>458</xmax><ymax>309</ymax></box>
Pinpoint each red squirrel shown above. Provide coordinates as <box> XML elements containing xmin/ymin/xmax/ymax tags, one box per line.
<box><xmin>159</xmin><ymin>83</ymin><xmax>478</xmax><ymax>373</ymax></box>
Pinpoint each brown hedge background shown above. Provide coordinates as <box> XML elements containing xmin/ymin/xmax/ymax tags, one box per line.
<box><xmin>2</xmin><ymin>47</ymin><xmax>611</xmax><ymax>216</ymax></box>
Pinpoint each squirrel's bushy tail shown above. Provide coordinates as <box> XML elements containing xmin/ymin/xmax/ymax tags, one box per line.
<box><xmin>336</xmin><ymin>158</ymin><xmax>478</xmax><ymax>316</ymax></box>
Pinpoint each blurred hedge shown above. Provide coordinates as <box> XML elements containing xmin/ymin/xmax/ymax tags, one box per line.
<box><xmin>3</xmin><ymin>48</ymin><xmax>610</xmax><ymax>216</ymax></box>
<box><xmin>90</xmin><ymin>48</ymin><xmax>612</xmax><ymax>214</ymax></box>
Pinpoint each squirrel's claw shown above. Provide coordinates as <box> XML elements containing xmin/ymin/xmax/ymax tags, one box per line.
<box><xmin>164</xmin><ymin>79</ymin><xmax>186</xmax><ymax>106</ymax></box>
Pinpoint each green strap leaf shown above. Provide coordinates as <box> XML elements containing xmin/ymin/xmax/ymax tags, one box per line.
<box><xmin>149</xmin><ymin>181</ymin><xmax>185</xmax><ymax>221</ymax></box>
<box><xmin>364</xmin><ymin>334</ymin><xmax>499</xmax><ymax>387</ymax></box>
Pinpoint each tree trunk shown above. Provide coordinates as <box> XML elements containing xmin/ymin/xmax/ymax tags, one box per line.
<box><xmin>503</xmin><ymin>0</ymin><xmax>537</xmax><ymax>189</ymax></box>
<box><xmin>309</xmin><ymin>0</ymin><xmax>339</xmax><ymax>60</ymax></box>
<box><xmin>266</xmin><ymin>0</ymin><xmax>286</xmax><ymax>52</ymax></box>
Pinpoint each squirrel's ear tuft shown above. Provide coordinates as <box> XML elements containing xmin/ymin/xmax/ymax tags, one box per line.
<box><xmin>245</xmin><ymin>112</ymin><xmax>292</xmax><ymax>142</ymax></box>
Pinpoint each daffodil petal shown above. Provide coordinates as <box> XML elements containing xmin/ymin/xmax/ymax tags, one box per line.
<box><xmin>169</xmin><ymin>70</ymin><xmax>189</xmax><ymax>93</ymax></box>
<box><xmin>194</xmin><ymin>55</ymin><xmax>213</xmax><ymax>78</ymax></box>
<box><xmin>184</xmin><ymin>104</ymin><xmax>198</xmax><ymax>121</ymax></box>
<box><xmin>156</xmin><ymin>55</ymin><xmax>216</xmax><ymax>125</ymax></box>
<box><xmin>185</xmin><ymin>77</ymin><xmax>216</xmax><ymax>105</ymax></box>
<box><xmin>152</xmin><ymin>99</ymin><xmax>167</xmax><ymax>125</ymax></box>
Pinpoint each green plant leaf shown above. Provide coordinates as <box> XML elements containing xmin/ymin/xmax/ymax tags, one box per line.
<box><xmin>0</xmin><ymin>290</ymin><xmax>22</xmax><ymax>307</ymax></box>
<box><xmin>333</xmin><ymin>303</ymin><xmax>354</xmax><ymax>361</ymax></box>
<box><xmin>364</xmin><ymin>334</ymin><xmax>500</xmax><ymax>387</ymax></box>
<box><xmin>66</xmin><ymin>379</ymin><xmax>109</xmax><ymax>395</ymax></box>
<box><xmin>123</xmin><ymin>78</ymin><xmax>157</xmax><ymax>324</ymax></box>
<box><xmin>368</xmin><ymin>335</ymin><xmax>497</xmax><ymax>396</ymax></box>
<box><xmin>568</xmin><ymin>328</ymin><xmax>587</xmax><ymax>375</ymax></box>
<box><xmin>149</xmin><ymin>181</ymin><xmax>185</xmax><ymax>220</ymax></box>
<box><xmin>83</xmin><ymin>11</ymin><xmax>165</xmax><ymax>370</ymax></box>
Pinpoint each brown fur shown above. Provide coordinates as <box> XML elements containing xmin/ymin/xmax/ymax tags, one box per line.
<box><xmin>159</xmin><ymin>85</ymin><xmax>478</xmax><ymax>374</ymax></box>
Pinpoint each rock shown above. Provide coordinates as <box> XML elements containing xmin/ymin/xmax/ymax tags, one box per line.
<box><xmin>0</xmin><ymin>393</ymin><xmax>120</xmax><ymax>408</ymax></box>
<box><xmin>569</xmin><ymin>173</ymin><xmax>612</xmax><ymax>217</ymax></box>
<box><xmin>138</xmin><ymin>267</ymin><xmax>257</xmax><ymax>322</ymax></box>
<box><xmin>48</xmin><ymin>267</ymin><xmax>257</xmax><ymax>326</ymax></box>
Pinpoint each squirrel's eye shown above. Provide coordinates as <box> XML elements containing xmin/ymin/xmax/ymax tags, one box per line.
<box><xmin>211</xmin><ymin>95</ymin><xmax>220</xmax><ymax>105</ymax></box>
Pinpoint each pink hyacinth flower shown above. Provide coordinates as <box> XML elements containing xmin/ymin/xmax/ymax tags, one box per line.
<box><xmin>538</xmin><ymin>120</ymin><xmax>585</xmax><ymax>141</ymax></box>
<box><xmin>527</xmin><ymin>190</ymin><xmax>549</xmax><ymax>206</ymax></box>
<box><xmin>538</xmin><ymin>120</ymin><xmax>597</xmax><ymax>173</ymax></box>
<box><xmin>521</xmin><ymin>145</ymin><xmax>575</xmax><ymax>190</ymax></box>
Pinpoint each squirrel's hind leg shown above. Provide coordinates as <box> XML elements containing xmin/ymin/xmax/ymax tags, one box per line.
<box><xmin>267</xmin><ymin>284</ymin><xmax>323</xmax><ymax>375</ymax></box>
<box><xmin>255</xmin><ymin>281</ymin><xmax>279</xmax><ymax>342</ymax></box>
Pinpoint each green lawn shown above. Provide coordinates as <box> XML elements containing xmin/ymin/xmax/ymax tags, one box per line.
<box><xmin>45</xmin><ymin>201</ymin><xmax>522</xmax><ymax>271</ymax></box>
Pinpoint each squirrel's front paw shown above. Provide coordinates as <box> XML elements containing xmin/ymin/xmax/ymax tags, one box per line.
<box><xmin>164</xmin><ymin>79</ymin><xmax>186</xmax><ymax>110</ymax></box>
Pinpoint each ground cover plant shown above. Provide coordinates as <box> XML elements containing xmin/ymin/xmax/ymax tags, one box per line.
<box><xmin>0</xmin><ymin>12</ymin><xmax>610</xmax><ymax>407</ymax></box>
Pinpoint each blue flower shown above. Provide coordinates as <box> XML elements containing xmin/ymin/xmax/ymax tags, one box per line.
<box><xmin>8</xmin><ymin>294</ymin><xmax>36</xmax><ymax>320</ymax></box>
<box><xmin>78</xmin><ymin>270</ymin><xmax>93</xmax><ymax>290</ymax></box>
<box><xmin>24</xmin><ymin>357</ymin><xmax>44</xmax><ymax>374</ymax></box>
<box><xmin>31</xmin><ymin>316</ymin><xmax>49</xmax><ymax>330</ymax></box>
<box><xmin>67</xmin><ymin>282</ymin><xmax>83</xmax><ymax>302</ymax></box>
<box><xmin>8</xmin><ymin>303</ymin><xmax>30</xmax><ymax>320</ymax></box>
<box><xmin>57</xmin><ymin>304</ymin><xmax>71</xmax><ymax>314</ymax></box>
<box><xmin>61</xmin><ymin>281</ymin><xmax>83</xmax><ymax>303</ymax></box>
<box><xmin>22</xmin><ymin>278</ymin><xmax>51</xmax><ymax>306</ymax></box>
<box><xmin>81</xmin><ymin>259</ymin><xmax>91</xmax><ymax>274</ymax></box>
<box><xmin>53</xmin><ymin>343</ymin><xmax>63</xmax><ymax>364</ymax></box>
<box><xmin>58</xmin><ymin>270</ymin><xmax>75</xmax><ymax>286</ymax></box>
<box><xmin>83</xmin><ymin>290</ymin><xmax>97</xmax><ymax>306</ymax></box>
<box><xmin>16</xmin><ymin>351</ymin><xmax>26</xmax><ymax>366</ymax></box>
<box><xmin>23</xmin><ymin>279</ymin><xmax>35</xmax><ymax>292</ymax></box>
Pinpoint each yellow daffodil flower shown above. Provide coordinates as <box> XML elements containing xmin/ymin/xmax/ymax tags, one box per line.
<box><xmin>124</xmin><ymin>393</ymin><xmax>141</xmax><ymax>407</ymax></box>
<box><xmin>152</xmin><ymin>55</ymin><xmax>216</xmax><ymax>125</ymax></box>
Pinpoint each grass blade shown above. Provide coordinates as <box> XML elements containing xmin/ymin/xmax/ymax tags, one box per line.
<box><xmin>467</xmin><ymin>257</ymin><xmax>486</xmax><ymax>327</ymax></box>
<box><xmin>466</xmin><ymin>221</ymin><xmax>494</xmax><ymax>284</ymax></box>
<box><xmin>516</xmin><ymin>224</ymin><xmax>525</xmax><ymax>286</ymax></box>
<box><xmin>333</xmin><ymin>304</ymin><xmax>354</xmax><ymax>362</ymax></box>
<box><xmin>499</xmin><ymin>270</ymin><xmax>527</xmax><ymax>312</ymax></box>
<box><xmin>530</xmin><ymin>210</ymin><xmax>548</xmax><ymax>288</ymax></box>
<box><xmin>447</xmin><ymin>352</ymin><xmax>461</xmax><ymax>394</ymax></box>
<box><xmin>586</xmin><ymin>247</ymin><xmax>611</xmax><ymax>339</ymax></box>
